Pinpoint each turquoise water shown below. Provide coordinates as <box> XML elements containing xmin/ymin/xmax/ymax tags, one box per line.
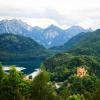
<box><xmin>1</xmin><ymin>57</ymin><xmax>46</xmax><ymax>74</ymax></box>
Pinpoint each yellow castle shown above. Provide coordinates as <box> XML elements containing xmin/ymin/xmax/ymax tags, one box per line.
<box><xmin>76</xmin><ymin>67</ymin><xmax>87</xmax><ymax>77</ymax></box>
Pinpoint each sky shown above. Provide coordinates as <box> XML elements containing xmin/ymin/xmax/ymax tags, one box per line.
<box><xmin>0</xmin><ymin>0</ymin><xmax>100</xmax><ymax>29</ymax></box>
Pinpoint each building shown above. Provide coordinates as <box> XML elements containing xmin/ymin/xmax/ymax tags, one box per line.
<box><xmin>76</xmin><ymin>67</ymin><xmax>87</xmax><ymax>77</ymax></box>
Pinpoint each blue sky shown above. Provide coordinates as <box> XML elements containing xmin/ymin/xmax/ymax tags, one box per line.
<box><xmin>0</xmin><ymin>0</ymin><xmax>100</xmax><ymax>29</ymax></box>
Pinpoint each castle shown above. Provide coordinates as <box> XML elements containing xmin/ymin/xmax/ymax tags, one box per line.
<box><xmin>76</xmin><ymin>67</ymin><xmax>87</xmax><ymax>77</ymax></box>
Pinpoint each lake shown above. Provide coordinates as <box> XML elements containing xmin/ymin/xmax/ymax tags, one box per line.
<box><xmin>0</xmin><ymin>56</ymin><xmax>46</xmax><ymax>74</ymax></box>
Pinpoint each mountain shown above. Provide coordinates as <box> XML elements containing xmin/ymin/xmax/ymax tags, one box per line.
<box><xmin>27</xmin><ymin>24</ymin><xmax>70</xmax><ymax>48</ymax></box>
<box><xmin>68</xmin><ymin>29</ymin><xmax>100</xmax><ymax>56</ymax></box>
<box><xmin>40</xmin><ymin>25</ymin><xmax>67</xmax><ymax>48</ymax></box>
<box><xmin>31</xmin><ymin>25</ymin><xmax>92</xmax><ymax>48</ymax></box>
<box><xmin>0</xmin><ymin>19</ymin><xmax>32</xmax><ymax>36</ymax></box>
<box><xmin>65</xmin><ymin>25</ymin><xmax>92</xmax><ymax>38</ymax></box>
<box><xmin>0</xmin><ymin>19</ymin><xmax>92</xmax><ymax>48</ymax></box>
<box><xmin>29</xmin><ymin>26</ymin><xmax>45</xmax><ymax>46</ymax></box>
<box><xmin>52</xmin><ymin>29</ymin><xmax>100</xmax><ymax>56</ymax></box>
<box><xmin>0</xmin><ymin>34</ymin><xmax>47</xmax><ymax>61</ymax></box>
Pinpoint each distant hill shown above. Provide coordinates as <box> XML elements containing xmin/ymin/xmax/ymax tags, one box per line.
<box><xmin>0</xmin><ymin>19</ymin><xmax>91</xmax><ymax>48</ymax></box>
<box><xmin>65</xmin><ymin>25</ymin><xmax>92</xmax><ymax>38</ymax></box>
<box><xmin>0</xmin><ymin>34</ymin><xmax>47</xmax><ymax>61</ymax></box>
<box><xmin>52</xmin><ymin>29</ymin><xmax>100</xmax><ymax>56</ymax></box>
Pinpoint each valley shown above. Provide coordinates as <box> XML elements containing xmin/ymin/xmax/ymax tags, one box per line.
<box><xmin>0</xmin><ymin>0</ymin><xmax>100</xmax><ymax>99</ymax></box>
<box><xmin>0</xmin><ymin>19</ymin><xmax>100</xmax><ymax>100</ymax></box>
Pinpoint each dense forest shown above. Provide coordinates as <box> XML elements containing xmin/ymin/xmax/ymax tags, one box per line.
<box><xmin>0</xmin><ymin>34</ymin><xmax>49</xmax><ymax>61</ymax></box>
<box><xmin>44</xmin><ymin>53</ymin><xmax>100</xmax><ymax>81</ymax></box>
<box><xmin>0</xmin><ymin>64</ymin><xmax>100</xmax><ymax>100</ymax></box>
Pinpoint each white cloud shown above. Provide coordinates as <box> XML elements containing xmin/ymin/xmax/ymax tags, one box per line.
<box><xmin>0</xmin><ymin>0</ymin><xmax>100</xmax><ymax>29</ymax></box>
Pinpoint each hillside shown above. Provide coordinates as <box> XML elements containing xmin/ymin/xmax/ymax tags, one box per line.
<box><xmin>44</xmin><ymin>53</ymin><xmax>100</xmax><ymax>82</ymax></box>
<box><xmin>68</xmin><ymin>29</ymin><xmax>100</xmax><ymax>56</ymax></box>
<box><xmin>0</xmin><ymin>34</ymin><xmax>47</xmax><ymax>61</ymax></box>
<box><xmin>52</xmin><ymin>29</ymin><xmax>100</xmax><ymax>56</ymax></box>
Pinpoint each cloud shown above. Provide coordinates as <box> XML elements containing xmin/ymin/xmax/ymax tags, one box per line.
<box><xmin>0</xmin><ymin>0</ymin><xmax>100</xmax><ymax>29</ymax></box>
<box><xmin>0</xmin><ymin>6</ymin><xmax>77</xmax><ymax>27</ymax></box>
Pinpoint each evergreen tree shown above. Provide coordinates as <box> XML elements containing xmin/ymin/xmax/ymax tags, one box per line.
<box><xmin>0</xmin><ymin>64</ymin><xmax>4</xmax><ymax>82</ymax></box>
<box><xmin>67</xmin><ymin>94</ymin><xmax>85</xmax><ymax>100</ymax></box>
<box><xmin>30</xmin><ymin>70</ymin><xmax>59</xmax><ymax>100</ymax></box>
<box><xmin>0</xmin><ymin>66</ymin><xmax>24</xmax><ymax>100</ymax></box>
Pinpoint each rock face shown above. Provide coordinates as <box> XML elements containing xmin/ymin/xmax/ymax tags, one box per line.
<box><xmin>0</xmin><ymin>19</ymin><xmax>31</xmax><ymax>36</ymax></box>
<box><xmin>76</xmin><ymin>67</ymin><xmax>87</xmax><ymax>77</ymax></box>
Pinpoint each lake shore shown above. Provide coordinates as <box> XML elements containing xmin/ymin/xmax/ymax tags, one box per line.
<box><xmin>25</xmin><ymin>69</ymin><xmax>41</xmax><ymax>80</ymax></box>
<box><xmin>2</xmin><ymin>66</ymin><xmax>26</xmax><ymax>71</ymax></box>
<box><xmin>2</xmin><ymin>66</ymin><xmax>41</xmax><ymax>80</ymax></box>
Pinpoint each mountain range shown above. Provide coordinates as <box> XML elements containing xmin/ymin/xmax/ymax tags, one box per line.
<box><xmin>0</xmin><ymin>19</ymin><xmax>92</xmax><ymax>48</ymax></box>
<box><xmin>0</xmin><ymin>27</ymin><xmax>99</xmax><ymax>61</ymax></box>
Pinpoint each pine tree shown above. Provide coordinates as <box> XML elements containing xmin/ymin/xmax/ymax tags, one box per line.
<box><xmin>0</xmin><ymin>64</ymin><xmax>4</xmax><ymax>82</ymax></box>
<box><xmin>30</xmin><ymin>70</ymin><xmax>59</xmax><ymax>100</ymax></box>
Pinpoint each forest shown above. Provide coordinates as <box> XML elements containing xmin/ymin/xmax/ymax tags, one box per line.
<box><xmin>0</xmin><ymin>63</ymin><xmax>100</xmax><ymax>100</ymax></box>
